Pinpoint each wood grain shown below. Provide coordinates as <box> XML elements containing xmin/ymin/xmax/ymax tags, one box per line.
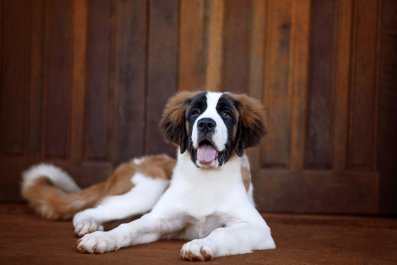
<box><xmin>347</xmin><ymin>0</ymin><xmax>379</xmax><ymax>171</ymax></box>
<box><xmin>84</xmin><ymin>0</ymin><xmax>111</xmax><ymax>161</ymax></box>
<box><xmin>261</xmin><ymin>0</ymin><xmax>293</xmax><ymax>169</ymax></box>
<box><xmin>305</xmin><ymin>0</ymin><xmax>337</xmax><ymax>170</ymax></box>
<box><xmin>223</xmin><ymin>0</ymin><xmax>250</xmax><ymax>94</ymax></box>
<box><xmin>71</xmin><ymin>0</ymin><xmax>87</xmax><ymax>163</ymax></box>
<box><xmin>179</xmin><ymin>0</ymin><xmax>206</xmax><ymax>91</ymax></box>
<box><xmin>146</xmin><ymin>0</ymin><xmax>178</xmax><ymax>155</ymax></box>
<box><xmin>1</xmin><ymin>0</ymin><xmax>29</xmax><ymax>155</ymax></box>
<box><xmin>43</xmin><ymin>0</ymin><xmax>72</xmax><ymax>159</ymax></box>
<box><xmin>113</xmin><ymin>0</ymin><xmax>147</xmax><ymax>164</ymax></box>
<box><xmin>0</xmin><ymin>0</ymin><xmax>395</xmax><ymax>215</ymax></box>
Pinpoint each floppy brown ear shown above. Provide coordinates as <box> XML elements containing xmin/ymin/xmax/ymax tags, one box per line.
<box><xmin>159</xmin><ymin>91</ymin><xmax>200</xmax><ymax>153</ymax></box>
<box><xmin>230</xmin><ymin>93</ymin><xmax>267</xmax><ymax>156</ymax></box>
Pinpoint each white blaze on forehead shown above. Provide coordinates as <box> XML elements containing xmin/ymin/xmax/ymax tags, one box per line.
<box><xmin>191</xmin><ymin>92</ymin><xmax>229</xmax><ymax>151</ymax></box>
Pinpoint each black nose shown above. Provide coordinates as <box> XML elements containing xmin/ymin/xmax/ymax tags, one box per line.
<box><xmin>197</xmin><ymin>118</ymin><xmax>216</xmax><ymax>132</ymax></box>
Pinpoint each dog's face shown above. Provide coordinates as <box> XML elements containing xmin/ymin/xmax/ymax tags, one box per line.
<box><xmin>160</xmin><ymin>91</ymin><xmax>266</xmax><ymax>168</ymax></box>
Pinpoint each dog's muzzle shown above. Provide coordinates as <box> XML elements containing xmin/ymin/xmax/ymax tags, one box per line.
<box><xmin>196</xmin><ymin>118</ymin><xmax>219</xmax><ymax>166</ymax></box>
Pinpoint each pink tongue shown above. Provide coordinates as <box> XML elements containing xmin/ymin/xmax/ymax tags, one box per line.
<box><xmin>197</xmin><ymin>145</ymin><xmax>217</xmax><ymax>163</ymax></box>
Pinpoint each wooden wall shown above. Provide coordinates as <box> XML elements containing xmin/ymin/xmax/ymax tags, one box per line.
<box><xmin>0</xmin><ymin>0</ymin><xmax>396</xmax><ymax>214</ymax></box>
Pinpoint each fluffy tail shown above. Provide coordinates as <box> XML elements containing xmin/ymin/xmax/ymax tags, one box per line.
<box><xmin>21</xmin><ymin>164</ymin><xmax>106</xmax><ymax>220</ymax></box>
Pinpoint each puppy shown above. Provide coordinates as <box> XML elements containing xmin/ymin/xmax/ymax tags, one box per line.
<box><xmin>21</xmin><ymin>91</ymin><xmax>275</xmax><ymax>261</ymax></box>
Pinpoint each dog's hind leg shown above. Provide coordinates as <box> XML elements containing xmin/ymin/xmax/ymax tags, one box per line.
<box><xmin>73</xmin><ymin>173</ymin><xmax>169</xmax><ymax>237</ymax></box>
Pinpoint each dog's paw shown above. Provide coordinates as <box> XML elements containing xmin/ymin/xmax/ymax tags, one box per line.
<box><xmin>180</xmin><ymin>239</ymin><xmax>215</xmax><ymax>262</ymax></box>
<box><xmin>77</xmin><ymin>231</ymin><xmax>119</xmax><ymax>254</ymax></box>
<box><xmin>74</xmin><ymin>219</ymin><xmax>104</xmax><ymax>237</ymax></box>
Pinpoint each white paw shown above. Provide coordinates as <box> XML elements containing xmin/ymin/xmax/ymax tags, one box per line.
<box><xmin>77</xmin><ymin>231</ymin><xmax>119</xmax><ymax>254</ymax></box>
<box><xmin>74</xmin><ymin>218</ymin><xmax>104</xmax><ymax>237</ymax></box>
<box><xmin>180</xmin><ymin>239</ymin><xmax>215</xmax><ymax>262</ymax></box>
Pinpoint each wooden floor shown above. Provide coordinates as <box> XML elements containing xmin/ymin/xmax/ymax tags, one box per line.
<box><xmin>1</xmin><ymin>204</ymin><xmax>397</xmax><ymax>265</ymax></box>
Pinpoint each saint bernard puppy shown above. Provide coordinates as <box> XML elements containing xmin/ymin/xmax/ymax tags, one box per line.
<box><xmin>21</xmin><ymin>91</ymin><xmax>275</xmax><ymax>261</ymax></box>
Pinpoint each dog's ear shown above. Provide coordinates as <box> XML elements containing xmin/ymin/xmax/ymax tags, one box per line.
<box><xmin>160</xmin><ymin>91</ymin><xmax>199</xmax><ymax>153</ymax></box>
<box><xmin>230</xmin><ymin>93</ymin><xmax>267</xmax><ymax>156</ymax></box>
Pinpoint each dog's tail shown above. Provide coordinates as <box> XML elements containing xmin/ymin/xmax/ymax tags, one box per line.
<box><xmin>21</xmin><ymin>164</ymin><xmax>106</xmax><ymax>220</ymax></box>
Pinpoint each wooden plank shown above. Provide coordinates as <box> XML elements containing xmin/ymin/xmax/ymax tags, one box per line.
<box><xmin>113</xmin><ymin>0</ymin><xmax>147</xmax><ymax>164</ymax></box>
<box><xmin>304</xmin><ymin>0</ymin><xmax>337</xmax><ymax>169</ymax></box>
<box><xmin>0</xmin><ymin>0</ymin><xmax>29</xmax><ymax>155</ymax></box>
<box><xmin>246</xmin><ymin>0</ymin><xmax>265</xmax><ymax>171</ymax></box>
<box><xmin>178</xmin><ymin>0</ymin><xmax>206</xmax><ymax>91</ymax></box>
<box><xmin>289</xmin><ymin>0</ymin><xmax>310</xmax><ymax>171</ymax></box>
<box><xmin>333</xmin><ymin>0</ymin><xmax>353</xmax><ymax>171</ymax></box>
<box><xmin>146</xmin><ymin>0</ymin><xmax>178</xmax><ymax>155</ymax></box>
<box><xmin>43</xmin><ymin>0</ymin><xmax>72</xmax><ymax>159</ymax></box>
<box><xmin>378</xmin><ymin>0</ymin><xmax>397</xmax><ymax>214</ymax></box>
<box><xmin>222</xmin><ymin>0</ymin><xmax>250</xmax><ymax>94</ymax></box>
<box><xmin>347</xmin><ymin>0</ymin><xmax>379</xmax><ymax>170</ymax></box>
<box><xmin>254</xmin><ymin>169</ymin><xmax>379</xmax><ymax>214</ymax></box>
<box><xmin>261</xmin><ymin>0</ymin><xmax>293</xmax><ymax>169</ymax></box>
<box><xmin>70</xmin><ymin>0</ymin><xmax>87</xmax><ymax>163</ymax></box>
<box><xmin>84</xmin><ymin>0</ymin><xmax>111</xmax><ymax>161</ymax></box>
<box><xmin>29</xmin><ymin>0</ymin><xmax>45</xmax><ymax>157</ymax></box>
<box><xmin>205</xmin><ymin>0</ymin><xmax>224</xmax><ymax>91</ymax></box>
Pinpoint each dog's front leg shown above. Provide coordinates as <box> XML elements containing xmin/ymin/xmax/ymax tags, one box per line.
<box><xmin>180</xmin><ymin>222</ymin><xmax>275</xmax><ymax>261</ymax></box>
<box><xmin>77</xmin><ymin>212</ymin><xmax>185</xmax><ymax>254</ymax></box>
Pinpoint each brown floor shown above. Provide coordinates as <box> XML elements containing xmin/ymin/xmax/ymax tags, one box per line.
<box><xmin>1</xmin><ymin>204</ymin><xmax>397</xmax><ymax>265</ymax></box>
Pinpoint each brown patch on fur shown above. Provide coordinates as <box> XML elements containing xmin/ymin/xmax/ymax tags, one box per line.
<box><xmin>241</xmin><ymin>165</ymin><xmax>251</xmax><ymax>191</ymax></box>
<box><xmin>102</xmin><ymin>162</ymin><xmax>136</xmax><ymax>196</ymax></box>
<box><xmin>22</xmin><ymin>154</ymin><xmax>176</xmax><ymax>220</ymax></box>
<box><xmin>22</xmin><ymin>177</ymin><xmax>106</xmax><ymax>220</ymax></box>
<box><xmin>228</xmin><ymin>93</ymin><xmax>267</xmax><ymax>155</ymax></box>
<box><xmin>160</xmin><ymin>91</ymin><xmax>202</xmax><ymax>152</ymax></box>
<box><xmin>136</xmin><ymin>154</ymin><xmax>176</xmax><ymax>181</ymax></box>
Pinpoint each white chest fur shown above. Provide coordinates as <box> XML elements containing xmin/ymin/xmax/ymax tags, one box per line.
<box><xmin>151</xmin><ymin>151</ymin><xmax>251</xmax><ymax>223</ymax></box>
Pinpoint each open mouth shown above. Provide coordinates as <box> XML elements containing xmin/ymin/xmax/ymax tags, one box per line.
<box><xmin>196</xmin><ymin>140</ymin><xmax>219</xmax><ymax>165</ymax></box>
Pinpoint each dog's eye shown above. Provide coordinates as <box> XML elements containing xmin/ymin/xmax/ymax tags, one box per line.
<box><xmin>191</xmin><ymin>109</ymin><xmax>201</xmax><ymax>116</ymax></box>
<box><xmin>221</xmin><ymin>111</ymin><xmax>231</xmax><ymax>119</ymax></box>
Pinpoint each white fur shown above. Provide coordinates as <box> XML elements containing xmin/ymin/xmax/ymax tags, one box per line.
<box><xmin>191</xmin><ymin>92</ymin><xmax>229</xmax><ymax>152</ymax></box>
<box><xmin>73</xmin><ymin>173</ymin><xmax>169</xmax><ymax>237</ymax></box>
<box><xmin>22</xmin><ymin>163</ymin><xmax>81</xmax><ymax>193</ymax></box>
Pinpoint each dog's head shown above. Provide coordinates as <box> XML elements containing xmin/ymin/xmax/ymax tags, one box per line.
<box><xmin>160</xmin><ymin>91</ymin><xmax>266</xmax><ymax>168</ymax></box>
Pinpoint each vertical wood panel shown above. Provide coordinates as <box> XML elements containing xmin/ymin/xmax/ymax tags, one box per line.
<box><xmin>84</xmin><ymin>0</ymin><xmax>111</xmax><ymax>160</ymax></box>
<box><xmin>289</xmin><ymin>0</ymin><xmax>310</xmax><ymax>171</ymax></box>
<box><xmin>378</xmin><ymin>0</ymin><xmax>397</xmax><ymax>213</ymax></box>
<box><xmin>305</xmin><ymin>0</ymin><xmax>337</xmax><ymax>169</ymax></box>
<box><xmin>205</xmin><ymin>0</ymin><xmax>224</xmax><ymax>91</ymax></box>
<box><xmin>261</xmin><ymin>0</ymin><xmax>293</xmax><ymax>169</ymax></box>
<box><xmin>333</xmin><ymin>0</ymin><xmax>353</xmax><ymax>171</ymax></box>
<box><xmin>179</xmin><ymin>0</ymin><xmax>206</xmax><ymax>91</ymax></box>
<box><xmin>146</xmin><ymin>0</ymin><xmax>178</xmax><ymax>155</ymax></box>
<box><xmin>1</xmin><ymin>0</ymin><xmax>29</xmax><ymax>155</ymax></box>
<box><xmin>246</xmin><ymin>0</ymin><xmax>265</xmax><ymax>171</ymax></box>
<box><xmin>113</xmin><ymin>0</ymin><xmax>147</xmax><ymax>164</ymax></box>
<box><xmin>29</xmin><ymin>0</ymin><xmax>45</xmax><ymax>157</ymax></box>
<box><xmin>43</xmin><ymin>0</ymin><xmax>72</xmax><ymax>159</ymax></box>
<box><xmin>71</xmin><ymin>0</ymin><xmax>87</xmax><ymax>163</ymax></box>
<box><xmin>223</xmin><ymin>0</ymin><xmax>250</xmax><ymax>94</ymax></box>
<box><xmin>347</xmin><ymin>0</ymin><xmax>379</xmax><ymax>170</ymax></box>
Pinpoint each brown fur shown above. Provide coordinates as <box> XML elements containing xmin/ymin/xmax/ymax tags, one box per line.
<box><xmin>229</xmin><ymin>93</ymin><xmax>266</xmax><ymax>135</ymax></box>
<box><xmin>228</xmin><ymin>93</ymin><xmax>267</xmax><ymax>156</ymax></box>
<box><xmin>160</xmin><ymin>91</ymin><xmax>201</xmax><ymax>152</ymax></box>
<box><xmin>22</xmin><ymin>178</ymin><xmax>106</xmax><ymax>220</ymax></box>
<box><xmin>135</xmin><ymin>154</ymin><xmax>176</xmax><ymax>181</ymax></box>
<box><xmin>22</xmin><ymin>155</ymin><xmax>176</xmax><ymax>220</ymax></box>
